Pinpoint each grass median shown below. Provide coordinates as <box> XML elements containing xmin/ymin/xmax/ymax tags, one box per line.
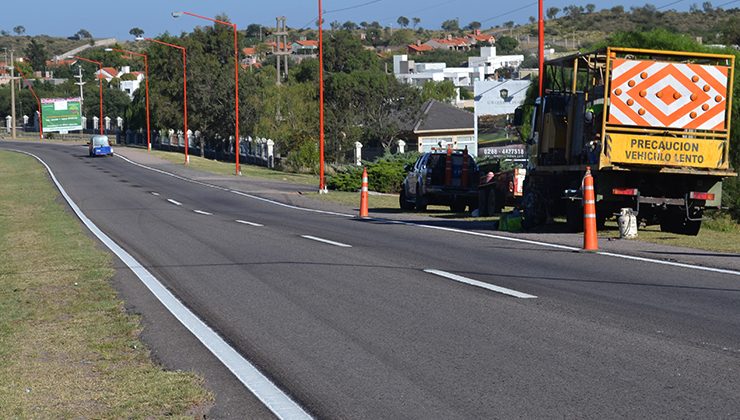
<box><xmin>0</xmin><ymin>151</ymin><xmax>213</xmax><ymax>417</ymax></box>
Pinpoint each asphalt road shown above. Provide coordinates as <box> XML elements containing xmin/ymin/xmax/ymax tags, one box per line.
<box><xmin>4</xmin><ymin>141</ymin><xmax>739</xmax><ymax>419</ymax></box>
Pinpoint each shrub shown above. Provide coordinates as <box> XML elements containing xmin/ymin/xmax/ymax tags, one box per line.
<box><xmin>284</xmin><ymin>141</ymin><xmax>319</xmax><ymax>173</ymax></box>
<box><xmin>327</xmin><ymin>152</ymin><xmax>419</xmax><ymax>193</ymax></box>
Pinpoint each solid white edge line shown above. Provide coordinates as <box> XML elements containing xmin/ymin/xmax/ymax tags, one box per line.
<box><xmin>113</xmin><ymin>153</ymin><xmax>740</xmax><ymax>277</ymax></box>
<box><xmin>167</xmin><ymin>199</ymin><xmax>182</xmax><ymax>206</ymax></box>
<box><xmin>301</xmin><ymin>235</ymin><xmax>352</xmax><ymax>248</ymax></box>
<box><xmin>193</xmin><ymin>210</ymin><xmax>212</xmax><ymax>216</ymax></box>
<box><xmin>236</xmin><ymin>220</ymin><xmax>264</xmax><ymax>227</ymax></box>
<box><xmin>424</xmin><ymin>269</ymin><xmax>538</xmax><ymax>299</ymax></box>
<box><xmin>16</xmin><ymin>150</ymin><xmax>312</xmax><ymax>420</ymax></box>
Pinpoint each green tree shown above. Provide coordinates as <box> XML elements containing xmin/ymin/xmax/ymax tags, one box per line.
<box><xmin>397</xmin><ymin>16</ymin><xmax>410</xmax><ymax>28</ymax></box>
<box><xmin>421</xmin><ymin>80</ymin><xmax>456</xmax><ymax>102</ymax></box>
<box><xmin>76</xmin><ymin>29</ymin><xmax>92</xmax><ymax>39</ymax></box>
<box><xmin>323</xmin><ymin>30</ymin><xmax>380</xmax><ymax>72</ymax></box>
<box><xmin>342</xmin><ymin>21</ymin><xmax>358</xmax><ymax>31</ymax></box>
<box><xmin>24</xmin><ymin>39</ymin><xmax>48</xmax><ymax>73</ymax></box>
<box><xmin>412</xmin><ymin>17</ymin><xmax>421</xmax><ymax>28</ymax></box>
<box><xmin>441</xmin><ymin>19</ymin><xmax>460</xmax><ymax>32</ymax></box>
<box><xmin>546</xmin><ymin>7</ymin><xmax>560</xmax><ymax>19</ymax></box>
<box><xmin>390</xmin><ymin>29</ymin><xmax>415</xmax><ymax>46</ymax></box>
<box><xmin>496</xmin><ymin>36</ymin><xmax>519</xmax><ymax>54</ymax></box>
<box><xmin>467</xmin><ymin>21</ymin><xmax>482</xmax><ymax>31</ymax></box>
<box><xmin>585</xmin><ymin>4</ymin><xmax>596</xmax><ymax>13</ymax></box>
<box><xmin>129</xmin><ymin>27</ymin><xmax>144</xmax><ymax>38</ymax></box>
<box><xmin>13</xmin><ymin>25</ymin><xmax>25</xmax><ymax>36</ymax></box>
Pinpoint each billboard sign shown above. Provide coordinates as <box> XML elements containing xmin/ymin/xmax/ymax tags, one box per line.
<box><xmin>41</xmin><ymin>97</ymin><xmax>82</xmax><ymax>133</ymax></box>
<box><xmin>474</xmin><ymin>80</ymin><xmax>530</xmax><ymax>159</ymax></box>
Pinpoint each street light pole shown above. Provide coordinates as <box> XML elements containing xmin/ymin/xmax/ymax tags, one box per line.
<box><xmin>10</xmin><ymin>49</ymin><xmax>16</xmax><ymax>139</ymax></box>
<box><xmin>145</xmin><ymin>38</ymin><xmax>189</xmax><ymax>164</ymax></box>
<box><xmin>173</xmin><ymin>11</ymin><xmax>241</xmax><ymax>175</ymax></box>
<box><xmin>14</xmin><ymin>65</ymin><xmax>43</xmax><ymax>140</ymax></box>
<box><xmin>318</xmin><ymin>0</ymin><xmax>327</xmax><ymax>193</ymax></box>
<box><xmin>72</xmin><ymin>55</ymin><xmax>104</xmax><ymax>135</ymax></box>
<box><xmin>106</xmin><ymin>48</ymin><xmax>151</xmax><ymax>151</ymax></box>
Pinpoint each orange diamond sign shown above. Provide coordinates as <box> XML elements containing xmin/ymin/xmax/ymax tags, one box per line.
<box><xmin>608</xmin><ymin>58</ymin><xmax>729</xmax><ymax>131</ymax></box>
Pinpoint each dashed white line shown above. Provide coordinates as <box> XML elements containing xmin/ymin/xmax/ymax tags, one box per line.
<box><xmin>424</xmin><ymin>269</ymin><xmax>538</xmax><ymax>299</ymax></box>
<box><xmin>236</xmin><ymin>220</ymin><xmax>264</xmax><ymax>227</ymax></box>
<box><xmin>151</xmin><ymin>192</ymin><xmax>160</xmax><ymax>196</ymax></box>
<box><xmin>301</xmin><ymin>235</ymin><xmax>352</xmax><ymax>248</ymax></box>
<box><xmin>194</xmin><ymin>210</ymin><xmax>212</xmax><ymax>216</ymax></box>
<box><xmin>167</xmin><ymin>199</ymin><xmax>182</xmax><ymax>206</ymax></box>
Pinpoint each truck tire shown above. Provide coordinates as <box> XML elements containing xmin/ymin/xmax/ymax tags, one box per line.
<box><xmin>450</xmin><ymin>200</ymin><xmax>466</xmax><ymax>213</ymax></box>
<box><xmin>565</xmin><ymin>200</ymin><xmax>584</xmax><ymax>232</ymax></box>
<box><xmin>522</xmin><ymin>189</ymin><xmax>546</xmax><ymax>229</ymax></box>
<box><xmin>478</xmin><ymin>189</ymin><xmax>490</xmax><ymax>217</ymax></box>
<box><xmin>660</xmin><ymin>207</ymin><xmax>702</xmax><ymax>236</ymax></box>
<box><xmin>415</xmin><ymin>186</ymin><xmax>428</xmax><ymax>212</ymax></box>
<box><xmin>399</xmin><ymin>187</ymin><xmax>414</xmax><ymax>211</ymax></box>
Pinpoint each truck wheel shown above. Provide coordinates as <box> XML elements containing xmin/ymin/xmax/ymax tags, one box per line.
<box><xmin>565</xmin><ymin>200</ymin><xmax>584</xmax><ymax>232</ymax></box>
<box><xmin>415</xmin><ymin>189</ymin><xmax>428</xmax><ymax>212</ymax></box>
<box><xmin>478</xmin><ymin>190</ymin><xmax>490</xmax><ymax>217</ymax></box>
<box><xmin>399</xmin><ymin>188</ymin><xmax>414</xmax><ymax>211</ymax></box>
<box><xmin>522</xmin><ymin>190</ymin><xmax>546</xmax><ymax>229</ymax></box>
<box><xmin>660</xmin><ymin>208</ymin><xmax>702</xmax><ymax>236</ymax></box>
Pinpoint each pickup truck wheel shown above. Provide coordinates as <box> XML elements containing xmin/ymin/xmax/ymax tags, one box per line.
<box><xmin>399</xmin><ymin>188</ymin><xmax>414</xmax><ymax>211</ymax></box>
<box><xmin>415</xmin><ymin>188</ymin><xmax>427</xmax><ymax>212</ymax></box>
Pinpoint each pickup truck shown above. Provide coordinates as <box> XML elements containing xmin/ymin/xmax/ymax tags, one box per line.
<box><xmin>399</xmin><ymin>149</ymin><xmax>479</xmax><ymax>212</ymax></box>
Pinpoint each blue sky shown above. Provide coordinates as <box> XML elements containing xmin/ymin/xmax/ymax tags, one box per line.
<box><xmin>1</xmin><ymin>0</ymin><xmax>734</xmax><ymax>40</ymax></box>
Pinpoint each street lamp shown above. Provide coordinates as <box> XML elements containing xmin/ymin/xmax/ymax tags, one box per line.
<box><xmin>14</xmin><ymin>65</ymin><xmax>43</xmax><ymax>140</ymax></box>
<box><xmin>173</xmin><ymin>11</ymin><xmax>241</xmax><ymax>175</ymax></box>
<box><xmin>106</xmin><ymin>47</ymin><xmax>151</xmax><ymax>151</ymax></box>
<box><xmin>145</xmin><ymin>38</ymin><xmax>190</xmax><ymax>165</ymax></box>
<box><xmin>71</xmin><ymin>55</ymin><xmax>104</xmax><ymax>135</ymax></box>
<box><xmin>318</xmin><ymin>0</ymin><xmax>327</xmax><ymax>193</ymax></box>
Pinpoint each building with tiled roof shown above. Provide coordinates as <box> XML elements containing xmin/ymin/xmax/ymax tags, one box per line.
<box><xmin>96</xmin><ymin>67</ymin><xmax>119</xmax><ymax>81</ymax></box>
<box><xmin>407</xmin><ymin>42</ymin><xmax>434</xmax><ymax>55</ymax></box>
<box><xmin>291</xmin><ymin>39</ymin><xmax>319</xmax><ymax>56</ymax></box>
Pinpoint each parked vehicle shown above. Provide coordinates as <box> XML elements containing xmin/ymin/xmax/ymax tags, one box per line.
<box><xmin>88</xmin><ymin>135</ymin><xmax>113</xmax><ymax>157</ymax></box>
<box><xmin>399</xmin><ymin>148</ymin><xmax>479</xmax><ymax>212</ymax></box>
<box><xmin>477</xmin><ymin>165</ymin><xmax>526</xmax><ymax>216</ymax></box>
<box><xmin>514</xmin><ymin>47</ymin><xmax>736</xmax><ymax>235</ymax></box>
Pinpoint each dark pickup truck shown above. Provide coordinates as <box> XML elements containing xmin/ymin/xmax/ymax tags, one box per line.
<box><xmin>399</xmin><ymin>149</ymin><xmax>479</xmax><ymax>212</ymax></box>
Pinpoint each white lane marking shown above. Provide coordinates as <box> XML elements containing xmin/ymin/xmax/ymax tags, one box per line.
<box><xmin>114</xmin><ymin>153</ymin><xmax>740</xmax><ymax>277</ymax></box>
<box><xmin>194</xmin><ymin>210</ymin><xmax>212</xmax><ymax>216</ymax></box>
<box><xmin>300</xmin><ymin>235</ymin><xmax>352</xmax><ymax>248</ymax></box>
<box><xmin>236</xmin><ymin>220</ymin><xmax>264</xmax><ymax>227</ymax></box>
<box><xmin>19</xmin><ymin>150</ymin><xmax>312</xmax><ymax>420</ymax></box>
<box><xmin>424</xmin><ymin>269</ymin><xmax>538</xmax><ymax>299</ymax></box>
<box><xmin>167</xmin><ymin>199</ymin><xmax>182</xmax><ymax>206</ymax></box>
<box><xmin>151</xmin><ymin>192</ymin><xmax>160</xmax><ymax>196</ymax></box>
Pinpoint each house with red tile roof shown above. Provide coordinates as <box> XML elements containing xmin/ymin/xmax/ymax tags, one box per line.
<box><xmin>407</xmin><ymin>42</ymin><xmax>434</xmax><ymax>55</ymax></box>
<box><xmin>425</xmin><ymin>35</ymin><xmax>474</xmax><ymax>51</ymax></box>
<box><xmin>95</xmin><ymin>67</ymin><xmax>119</xmax><ymax>81</ymax></box>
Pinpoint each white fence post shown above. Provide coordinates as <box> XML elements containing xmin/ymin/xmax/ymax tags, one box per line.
<box><xmin>355</xmin><ymin>141</ymin><xmax>363</xmax><ymax>166</ymax></box>
<box><xmin>5</xmin><ymin>116</ymin><xmax>11</xmax><ymax>133</ymax></box>
<box><xmin>397</xmin><ymin>139</ymin><xmax>406</xmax><ymax>154</ymax></box>
<box><xmin>116</xmin><ymin>116</ymin><xmax>123</xmax><ymax>129</ymax></box>
<box><xmin>267</xmin><ymin>139</ymin><xmax>275</xmax><ymax>168</ymax></box>
<box><xmin>104</xmin><ymin>116</ymin><xmax>111</xmax><ymax>131</ymax></box>
<box><xmin>92</xmin><ymin>116</ymin><xmax>99</xmax><ymax>131</ymax></box>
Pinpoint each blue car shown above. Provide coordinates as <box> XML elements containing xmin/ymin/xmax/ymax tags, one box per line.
<box><xmin>88</xmin><ymin>135</ymin><xmax>113</xmax><ymax>157</ymax></box>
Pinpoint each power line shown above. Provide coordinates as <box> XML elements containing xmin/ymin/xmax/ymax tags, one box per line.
<box><xmin>481</xmin><ymin>2</ymin><xmax>538</xmax><ymax>24</ymax></box>
<box><xmin>301</xmin><ymin>0</ymin><xmax>387</xmax><ymax>28</ymax></box>
<box><xmin>657</xmin><ymin>0</ymin><xmax>686</xmax><ymax>10</ymax></box>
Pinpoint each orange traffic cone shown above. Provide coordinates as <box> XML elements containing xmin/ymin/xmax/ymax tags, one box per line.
<box><xmin>583</xmin><ymin>166</ymin><xmax>598</xmax><ymax>251</ymax></box>
<box><xmin>359</xmin><ymin>167</ymin><xmax>369</xmax><ymax>218</ymax></box>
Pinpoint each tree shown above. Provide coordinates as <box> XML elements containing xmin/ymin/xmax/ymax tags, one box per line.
<box><xmin>13</xmin><ymin>25</ymin><xmax>25</xmax><ymax>36</ymax></box>
<box><xmin>24</xmin><ymin>39</ymin><xmax>47</xmax><ymax>72</ymax></box>
<box><xmin>529</xmin><ymin>16</ymin><xmax>536</xmax><ymax>24</ymax></box>
<box><xmin>323</xmin><ymin>30</ymin><xmax>380</xmax><ymax>73</ymax></box>
<box><xmin>441</xmin><ymin>19</ymin><xmax>460</xmax><ymax>32</ymax></box>
<box><xmin>397</xmin><ymin>16</ymin><xmax>410</xmax><ymax>28</ymax></box>
<box><xmin>504</xmin><ymin>21</ymin><xmax>515</xmax><ymax>29</ymax></box>
<box><xmin>0</xmin><ymin>30</ymin><xmax>9</xmax><ymax>36</ymax></box>
<box><xmin>389</xmin><ymin>29</ymin><xmax>415</xmax><ymax>46</ymax></box>
<box><xmin>76</xmin><ymin>29</ymin><xmax>92</xmax><ymax>39</ymax></box>
<box><xmin>585</xmin><ymin>4</ymin><xmax>596</xmax><ymax>14</ymax></box>
<box><xmin>702</xmin><ymin>2</ymin><xmax>714</xmax><ymax>13</ymax></box>
<box><xmin>421</xmin><ymin>80</ymin><xmax>456</xmax><ymax>103</ymax></box>
<box><xmin>467</xmin><ymin>21</ymin><xmax>482</xmax><ymax>31</ymax></box>
<box><xmin>129</xmin><ymin>27</ymin><xmax>144</xmax><ymax>38</ymax></box>
<box><xmin>330</xmin><ymin>21</ymin><xmax>341</xmax><ymax>31</ymax></box>
<box><xmin>496</xmin><ymin>36</ymin><xmax>519</xmax><ymax>54</ymax></box>
<box><xmin>610</xmin><ymin>5</ymin><xmax>624</xmax><ymax>14</ymax></box>
<box><xmin>342</xmin><ymin>21</ymin><xmax>358</xmax><ymax>31</ymax></box>
<box><xmin>546</xmin><ymin>7</ymin><xmax>560</xmax><ymax>20</ymax></box>
<box><xmin>412</xmin><ymin>17</ymin><xmax>421</xmax><ymax>29</ymax></box>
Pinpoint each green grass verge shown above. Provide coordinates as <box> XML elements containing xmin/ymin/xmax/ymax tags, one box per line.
<box><xmin>139</xmin><ymin>149</ymin><xmax>740</xmax><ymax>253</ymax></box>
<box><xmin>144</xmin><ymin>148</ymin><xmax>318</xmax><ymax>186</ymax></box>
<box><xmin>0</xmin><ymin>151</ymin><xmax>213</xmax><ymax>417</ymax></box>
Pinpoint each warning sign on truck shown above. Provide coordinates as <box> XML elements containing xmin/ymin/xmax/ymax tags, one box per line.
<box><xmin>605</xmin><ymin>133</ymin><xmax>726</xmax><ymax>169</ymax></box>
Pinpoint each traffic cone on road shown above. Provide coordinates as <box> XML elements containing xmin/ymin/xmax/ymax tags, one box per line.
<box><xmin>583</xmin><ymin>166</ymin><xmax>598</xmax><ymax>251</ymax></box>
<box><xmin>359</xmin><ymin>167</ymin><xmax>369</xmax><ymax>218</ymax></box>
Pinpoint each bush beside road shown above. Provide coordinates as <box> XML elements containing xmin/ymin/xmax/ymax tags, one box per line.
<box><xmin>0</xmin><ymin>151</ymin><xmax>213</xmax><ymax>417</ymax></box>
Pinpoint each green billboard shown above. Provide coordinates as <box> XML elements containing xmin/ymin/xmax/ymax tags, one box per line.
<box><xmin>41</xmin><ymin>97</ymin><xmax>82</xmax><ymax>133</ymax></box>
